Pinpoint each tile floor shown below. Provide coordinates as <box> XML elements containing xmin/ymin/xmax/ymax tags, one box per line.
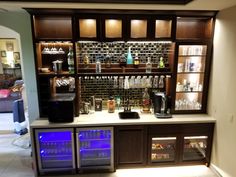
<box><xmin>0</xmin><ymin>113</ymin><xmax>218</xmax><ymax>177</ymax></box>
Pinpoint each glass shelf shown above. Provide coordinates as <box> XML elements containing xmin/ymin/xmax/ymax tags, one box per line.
<box><xmin>175</xmin><ymin>44</ymin><xmax>207</xmax><ymax>112</ymax></box>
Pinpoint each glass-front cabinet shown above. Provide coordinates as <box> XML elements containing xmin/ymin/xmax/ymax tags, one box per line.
<box><xmin>151</xmin><ymin>137</ymin><xmax>177</xmax><ymax>163</ymax></box>
<box><xmin>183</xmin><ymin>136</ymin><xmax>208</xmax><ymax>161</ymax></box>
<box><xmin>76</xmin><ymin>127</ymin><xmax>114</xmax><ymax>171</ymax></box>
<box><xmin>174</xmin><ymin>44</ymin><xmax>208</xmax><ymax>112</ymax></box>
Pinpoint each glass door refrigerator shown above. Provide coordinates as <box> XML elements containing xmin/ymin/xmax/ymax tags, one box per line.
<box><xmin>34</xmin><ymin>128</ymin><xmax>76</xmax><ymax>175</ymax></box>
<box><xmin>174</xmin><ymin>43</ymin><xmax>209</xmax><ymax>113</ymax></box>
<box><xmin>76</xmin><ymin>127</ymin><xmax>114</xmax><ymax>172</ymax></box>
<box><xmin>183</xmin><ymin>136</ymin><xmax>208</xmax><ymax>161</ymax></box>
<box><xmin>150</xmin><ymin>136</ymin><xmax>177</xmax><ymax>164</ymax></box>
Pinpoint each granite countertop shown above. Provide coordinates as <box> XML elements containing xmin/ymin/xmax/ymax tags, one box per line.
<box><xmin>30</xmin><ymin>110</ymin><xmax>216</xmax><ymax>128</ymax></box>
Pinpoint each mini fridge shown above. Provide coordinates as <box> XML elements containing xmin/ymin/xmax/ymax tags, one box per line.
<box><xmin>34</xmin><ymin>128</ymin><xmax>76</xmax><ymax>175</ymax></box>
<box><xmin>151</xmin><ymin>137</ymin><xmax>177</xmax><ymax>163</ymax></box>
<box><xmin>183</xmin><ymin>136</ymin><xmax>208</xmax><ymax>161</ymax></box>
<box><xmin>76</xmin><ymin>127</ymin><xmax>114</xmax><ymax>172</ymax></box>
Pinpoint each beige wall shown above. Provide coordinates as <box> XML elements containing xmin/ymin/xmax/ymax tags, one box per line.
<box><xmin>208</xmin><ymin>5</ymin><xmax>236</xmax><ymax>177</ymax></box>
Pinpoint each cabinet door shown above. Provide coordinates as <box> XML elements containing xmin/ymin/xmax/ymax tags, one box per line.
<box><xmin>33</xmin><ymin>15</ymin><xmax>73</xmax><ymax>40</ymax></box>
<box><xmin>127</xmin><ymin>16</ymin><xmax>151</xmax><ymax>40</ymax></box>
<box><xmin>115</xmin><ymin>126</ymin><xmax>147</xmax><ymax>167</ymax></box>
<box><xmin>101</xmin><ymin>15</ymin><xmax>125</xmax><ymax>41</ymax></box>
<box><xmin>182</xmin><ymin>135</ymin><xmax>208</xmax><ymax>161</ymax></box>
<box><xmin>180</xmin><ymin>123</ymin><xmax>215</xmax><ymax>166</ymax></box>
<box><xmin>173</xmin><ymin>42</ymin><xmax>211</xmax><ymax>113</ymax></box>
<box><xmin>176</xmin><ymin>17</ymin><xmax>214</xmax><ymax>40</ymax></box>
<box><xmin>76</xmin><ymin>127</ymin><xmax>114</xmax><ymax>172</ymax></box>
<box><xmin>76</xmin><ymin>15</ymin><xmax>100</xmax><ymax>41</ymax></box>
<box><xmin>154</xmin><ymin>18</ymin><xmax>173</xmax><ymax>40</ymax></box>
<box><xmin>34</xmin><ymin>128</ymin><xmax>76</xmax><ymax>175</ymax></box>
<box><xmin>150</xmin><ymin>136</ymin><xmax>177</xmax><ymax>164</ymax></box>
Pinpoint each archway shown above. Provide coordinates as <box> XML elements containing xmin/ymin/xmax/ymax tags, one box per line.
<box><xmin>0</xmin><ymin>25</ymin><xmax>28</xmax><ymax>132</ymax></box>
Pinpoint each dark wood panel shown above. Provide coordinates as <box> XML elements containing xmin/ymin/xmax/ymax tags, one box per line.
<box><xmin>34</xmin><ymin>15</ymin><xmax>72</xmax><ymax>39</ymax></box>
<box><xmin>176</xmin><ymin>18</ymin><xmax>213</xmax><ymax>40</ymax></box>
<box><xmin>115</xmin><ymin>126</ymin><xmax>147</xmax><ymax>167</ymax></box>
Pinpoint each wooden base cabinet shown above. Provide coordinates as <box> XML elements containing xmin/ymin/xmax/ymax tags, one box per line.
<box><xmin>115</xmin><ymin>126</ymin><xmax>147</xmax><ymax>168</ymax></box>
<box><xmin>115</xmin><ymin>123</ymin><xmax>214</xmax><ymax>168</ymax></box>
<box><xmin>148</xmin><ymin>123</ymin><xmax>214</xmax><ymax>166</ymax></box>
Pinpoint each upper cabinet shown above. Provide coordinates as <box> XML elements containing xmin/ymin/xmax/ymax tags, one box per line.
<box><xmin>76</xmin><ymin>15</ymin><xmax>100</xmax><ymax>41</ymax></box>
<box><xmin>130</xmin><ymin>19</ymin><xmax>148</xmax><ymax>39</ymax></box>
<box><xmin>127</xmin><ymin>16</ymin><xmax>150</xmax><ymax>40</ymax></box>
<box><xmin>33</xmin><ymin>15</ymin><xmax>73</xmax><ymax>40</ymax></box>
<box><xmin>101</xmin><ymin>15</ymin><xmax>125</xmax><ymax>41</ymax></box>
<box><xmin>176</xmin><ymin>17</ymin><xmax>214</xmax><ymax>40</ymax></box>
<box><xmin>154</xmin><ymin>19</ymin><xmax>173</xmax><ymax>39</ymax></box>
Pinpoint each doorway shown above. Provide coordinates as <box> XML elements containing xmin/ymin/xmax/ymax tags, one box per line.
<box><xmin>0</xmin><ymin>26</ymin><xmax>28</xmax><ymax>133</ymax></box>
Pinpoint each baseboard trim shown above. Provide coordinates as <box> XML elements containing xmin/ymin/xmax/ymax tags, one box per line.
<box><xmin>210</xmin><ymin>164</ymin><xmax>223</xmax><ymax>177</ymax></box>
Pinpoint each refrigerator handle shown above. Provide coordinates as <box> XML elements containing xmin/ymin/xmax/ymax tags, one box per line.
<box><xmin>76</xmin><ymin>132</ymin><xmax>80</xmax><ymax>168</ymax></box>
<box><xmin>71</xmin><ymin>132</ymin><xmax>76</xmax><ymax>169</ymax></box>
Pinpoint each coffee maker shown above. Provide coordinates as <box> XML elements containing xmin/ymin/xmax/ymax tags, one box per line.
<box><xmin>152</xmin><ymin>92</ymin><xmax>172</xmax><ymax>118</ymax></box>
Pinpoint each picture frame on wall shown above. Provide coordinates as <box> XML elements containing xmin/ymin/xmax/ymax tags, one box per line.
<box><xmin>6</xmin><ymin>41</ymin><xmax>14</xmax><ymax>51</ymax></box>
<box><xmin>13</xmin><ymin>52</ymin><xmax>20</xmax><ymax>60</ymax></box>
<box><xmin>1</xmin><ymin>50</ymin><xmax>6</xmax><ymax>57</ymax></box>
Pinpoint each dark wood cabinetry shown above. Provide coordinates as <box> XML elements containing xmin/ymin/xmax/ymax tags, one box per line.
<box><xmin>176</xmin><ymin>17</ymin><xmax>214</xmax><ymax>40</ymax></box>
<box><xmin>101</xmin><ymin>15</ymin><xmax>125</xmax><ymax>41</ymax></box>
<box><xmin>33</xmin><ymin>15</ymin><xmax>73</xmax><ymax>40</ymax></box>
<box><xmin>148</xmin><ymin>123</ymin><xmax>214</xmax><ymax>166</ymax></box>
<box><xmin>28</xmin><ymin>9</ymin><xmax>217</xmax><ymax>117</ymax></box>
<box><xmin>115</xmin><ymin>126</ymin><xmax>147</xmax><ymax>167</ymax></box>
<box><xmin>76</xmin><ymin>15</ymin><xmax>100</xmax><ymax>41</ymax></box>
<box><xmin>114</xmin><ymin>123</ymin><xmax>214</xmax><ymax>168</ymax></box>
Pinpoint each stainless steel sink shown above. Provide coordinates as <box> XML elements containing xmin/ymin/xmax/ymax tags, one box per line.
<box><xmin>118</xmin><ymin>112</ymin><xmax>140</xmax><ymax>119</ymax></box>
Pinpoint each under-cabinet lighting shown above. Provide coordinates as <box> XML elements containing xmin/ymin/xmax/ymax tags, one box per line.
<box><xmin>106</xmin><ymin>19</ymin><xmax>118</xmax><ymax>26</ymax></box>
<box><xmin>83</xmin><ymin>19</ymin><xmax>95</xmax><ymax>25</ymax></box>
<box><xmin>39</xmin><ymin>41</ymin><xmax>71</xmax><ymax>44</ymax></box>
<box><xmin>127</xmin><ymin>41</ymin><xmax>172</xmax><ymax>44</ymax></box>
<box><xmin>152</xmin><ymin>137</ymin><xmax>176</xmax><ymax>140</ymax></box>
<box><xmin>184</xmin><ymin>136</ymin><xmax>208</xmax><ymax>139</ymax></box>
<box><xmin>77</xmin><ymin>41</ymin><xmax>125</xmax><ymax>43</ymax></box>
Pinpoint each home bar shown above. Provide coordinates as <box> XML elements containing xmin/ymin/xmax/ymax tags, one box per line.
<box><xmin>28</xmin><ymin>7</ymin><xmax>217</xmax><ymax>176</ymax></box>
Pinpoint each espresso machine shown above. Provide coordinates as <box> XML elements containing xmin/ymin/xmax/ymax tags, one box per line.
<box><xmin>152</xmin><ymin>92</ymin><xmax>172</xmax><ymax>118</ymax></box>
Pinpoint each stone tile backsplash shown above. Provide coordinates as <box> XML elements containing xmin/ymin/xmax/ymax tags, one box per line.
<box><xmin>76</xmin><ymin>41</ymin><xmax>174</xmax><ymax>64</ymax></box>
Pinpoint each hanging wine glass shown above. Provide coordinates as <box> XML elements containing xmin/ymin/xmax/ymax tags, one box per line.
<box><xmin>42</xmin><ymin>43</ymin><xmax>50</xmax><ymax>54</ymax></box>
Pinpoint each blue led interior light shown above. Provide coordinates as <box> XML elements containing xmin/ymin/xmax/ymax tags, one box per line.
<box><xmin>38</xmin><ymin>131</ymin><xmax>73</xmax><ymax>162</ymax></box>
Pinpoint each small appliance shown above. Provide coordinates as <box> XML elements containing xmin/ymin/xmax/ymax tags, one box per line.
<box><xmin>152</xmin><ymin>92</ymin><xmax>172</xmax><ymax>119</ymax></box>
<box><xmin>48</xmin><ymin>93</ymin><xmax>75</xmax><ymax>123</ymax></box>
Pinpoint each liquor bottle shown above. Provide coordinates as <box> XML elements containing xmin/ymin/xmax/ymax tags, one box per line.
<box><xmin>133</xmin><ymin>52</ymin><xmax>140</xmax><ymax>68</ymax></box>
<box><xmin>158</xmin><ymin>57</ymin><xmax>165</xmax><ymax>68</ymax></box>
<box><xmin>119</xmin><ymin>54</ymin><xmax>127</xmax><ymax>67</ymax></box>
<box><xmin>126</xmin><ymin>47</ymin><xmax>133</xmax><ymax>64</ymax></box>
<box><xmin>67</xmin><ymin>47</ymin><xmax>74</xmax><ymax>74</ymax></box>
<box><xmin>95</xmin><ymin>57</ymin><xmax>101</xmax><ymax>73</ymax></box>
<box><xmin>83</xmin><ymin>54</ymin><xmax>90</xmax><ymax>68</ymax></box>
<box><xmin>107</xmin><ymin>96</ymin><xmax>115</xmax><ymax>113</ymax></box>
<box><xmin>105</xmin><ymin>52</ymin><xmax>111</xmax><ymax>68</ymax></box>
<box><xmin>146</xmin><ymin>57</ymin><xmax>152</xmax><ymax>73</ymax></box>
<box><xmin>142</xmin><ymin>88</ymin><xmax>151</xmax><ymax>113</ymax></box>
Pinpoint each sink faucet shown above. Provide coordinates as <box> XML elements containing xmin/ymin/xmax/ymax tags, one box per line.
<box><xmin>124</xmin><ymin>98</ymin><xmax>131</xmax><ymax>112</ymax></box>
<box><xmin>123</xmin><ymin>82</ymin><xmax>131</xmax><ymax>112</ymax></box>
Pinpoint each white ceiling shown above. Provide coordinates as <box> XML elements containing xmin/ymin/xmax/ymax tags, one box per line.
<box><xmin>0</xmin><ymin>0</ymin><xmax>236</xmax><ymax>12</ymax></box>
